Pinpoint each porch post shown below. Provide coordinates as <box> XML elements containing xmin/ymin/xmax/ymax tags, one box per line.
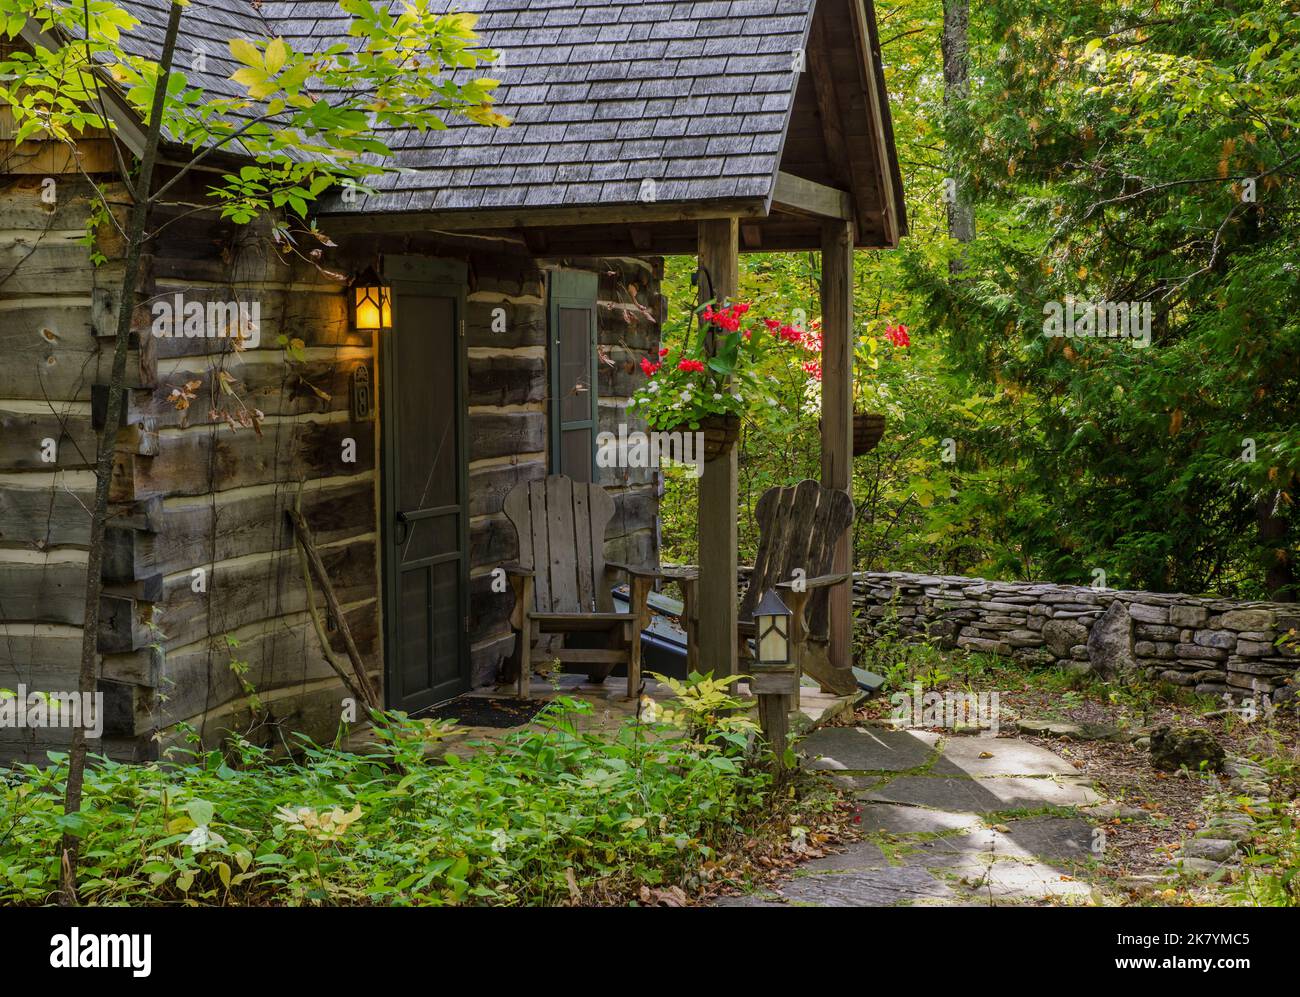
<box><xmin>821</xmin><ymin>218</ymin><xmax>854</xmax><ymax>671</ymax></box>
<box><xmin>697</xmin><ymin>218</ymin><xmax>740</xmax><ymax>678</ymax></box>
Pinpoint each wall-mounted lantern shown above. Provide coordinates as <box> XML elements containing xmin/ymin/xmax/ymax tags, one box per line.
<box><xmin>350</xmin><ymin>268</ymin><xmax>392</xmax><ymax>332</ymax></box>
<box><xmin>753</xmin><ymin>589</ymin><xmax>792</xmax><ymax>666</ymax></box>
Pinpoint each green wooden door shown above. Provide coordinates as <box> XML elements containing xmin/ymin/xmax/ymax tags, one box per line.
<box><xmin>381</xmin><ymin>260</ymin><xmax>469</xmax><ymax>712</ymax></box>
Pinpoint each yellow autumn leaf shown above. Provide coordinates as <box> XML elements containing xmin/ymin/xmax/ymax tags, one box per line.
<box><xmin>229</xmin><ymin>37</ymin><xmax>262</xmax><ymax>68</ymax></box>
<box><xmin>264</xmin><ymin>38</ymin><xmax>288</xmax><ymax>74</ymax></box>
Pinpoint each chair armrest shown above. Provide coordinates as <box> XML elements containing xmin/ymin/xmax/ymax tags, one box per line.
<box><xmin>776</xmin><ymin>572</ymin><xmax>852</xmax><ymax>592</ymax></box>
<box><xmin>655</xmin><ymin>564</ymin><xmax>699</xmax><ymax>581</ymax></box>
<box><xmin>607</xmin><ymin>561</ymin><xmax>684</xmax><ymax>581</ymax></box>
<box><xmin>500</xmin><ymin>563</ymin><xmax>535</xmax><ymax>577</ymax></box>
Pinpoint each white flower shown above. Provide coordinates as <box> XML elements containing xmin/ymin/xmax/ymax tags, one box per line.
<box><xmin>628</xmin><ymin>397</ymin><xmax>637</xmax><ymax>408</ymax></box>
<box><xmin>490</xmin><ymin>828</ymin><xmax>510</xmax><ymax>854</ymax></box>
<box><xmin>733</xmin><ymin>393</ymin><xmax>743</xmax><ymax>402</ymax></box>
<box><xmin>680</xmin><ymin>391</ymin><xmax>692</xmax><ymax>402</ymax></box>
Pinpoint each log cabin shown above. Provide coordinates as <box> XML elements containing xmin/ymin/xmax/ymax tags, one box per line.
<box><xmin>0</xmin><ymin>0</ymin><xmax>905</xmax><ymax>762</ymax></box>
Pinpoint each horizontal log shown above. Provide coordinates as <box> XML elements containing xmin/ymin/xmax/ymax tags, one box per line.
<box><xmin>611</xmin><ymin>484</ymin><xmax>659</xmax><ymax>536</ymax></box>
<box><xmin>157</xmin><ymin>600</ymin><xmax>379</xmax><ymax>730</ymax></box>
<box><xmin>154</xmin><ymin>535</ymin><xmax>377</xmax><ymax>651</ymax></box>
<box><xmin>0</xmin><ymin>176</ymin><xmax>130</xmax><ymax>228</ymax></box>
<box><xmin>0</xmin><ymin>469</ymin><xmax>94</xmax><ymax>549</ymax></box>
<box><xmin>468</xmin><ymin>256</ymin><xmax>545</xmax><ymax>300</ymax></box>
<box><xmin>0</xmin><ymin>235</ymin><xmax>114</xmax><ymax>296</ymax></box>
<box><xmin>0</xmin><ymin>302</ymin><xmax>99</xmax><ymax>401</ymax></box>
<box><xmin>465</xmin><ymin>299</ymin><xmax>545</xmax><ymax>349</ymax></box>
<box><xmin>127</xmin><ymin>353</ymin><xmax>368</xmax><ymax>429</ymax></box>
<box><xmin>0</xmin><ymin>551</ymin><xmax>87</xmax><ymax>625</ymax></box>
<box><xmin>142</xmin><ymin>282</ymin><xmax>364</xmax><ymax>360</ymax></box>
<box><xmin>603</xmin><ymin>529</ymin><xmax>656</xmax><ymax>573</ymax></box>
<box><xmin>114</xmin><ymin>415</ymin><xmax>376</xmax><ymax>500</ymax></box>
<box><xmin>467</xmin><ymin>458</ymin><xmax>546</xmax><ymax>517</ymax></box>
<box><xmin>470</xmin><ymin>411</ymin><xmax>545</xmax><ymax>462</ymax></box>
<box><xmin>101</xmin><ymin>647</ymin><xmax>162</xmax><ymax>687</ymax></box>
<box><xmin>470</xmin><ymin>631</ymin><xmax>512</xmax><ymax>687</ymax></box>
<box><xmin>0</xmin><ymin>622</ymin><xmax>82</xmax><ymax>687</ymax></box>
<box><xmin>595</xmin><ymin>406</ymin><xmax>655</xmax><ymax>487</ymax></box>
<box><xmin>467</xmin><ymin>355</ymin><xmax>545</xmax><ymax>408</ymax></box>
<box><xmin>469</xmin><ymin>514</ymin><xmax>517</xmax><ymax>571</ymax></box>
<box><xmin>469</xmin><ymin>571</ymin><xmax>515</xmax><ymax>643</ymax></box>
<box><xmin>0</xmin><ymin>403</ymin><xmax>99</xmax><ymax>470</ymax></box>
<box><xmin>598</xmin><ymin>302</ymin><xmax>660</xmax><ymax>352</ymax></box>
<box><xmin>155</xmin><ymin>676</ymin><xmax>355</xmax><ymax>755</ymax></box>
<box><xmin>104</xmin><ymin>476</ymin><xmax>375</xmax><ymax>582</ymax></box>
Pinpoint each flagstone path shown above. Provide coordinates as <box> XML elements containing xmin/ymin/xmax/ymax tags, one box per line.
<box><xmin>719</xmin><ymin>723</ymin><xmax>1122</xmax><ymax>907</ymax></box>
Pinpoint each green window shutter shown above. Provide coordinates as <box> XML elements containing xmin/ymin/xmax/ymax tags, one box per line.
<box><xmin>548</xmin><ymin>270</ymin><xmax>599</xmax><ymax>483</ymax></box>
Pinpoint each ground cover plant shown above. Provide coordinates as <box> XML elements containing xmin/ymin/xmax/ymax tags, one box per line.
<box><xmin>0</xmin><ymin>687</ymin><xmax>846</xmax><ymax>906</ymax></box>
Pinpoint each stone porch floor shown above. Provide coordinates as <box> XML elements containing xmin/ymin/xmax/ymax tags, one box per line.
<box><xmin>718</xmin><ymin>723</ymin><xmax>1121</xmax><ymax>907</ymax></box>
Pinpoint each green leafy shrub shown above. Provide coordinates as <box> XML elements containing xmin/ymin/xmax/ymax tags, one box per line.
<box><xmin>0</xmin><ymin>697</ymin><xmax>773</xmax><ymax>906</ymax></box>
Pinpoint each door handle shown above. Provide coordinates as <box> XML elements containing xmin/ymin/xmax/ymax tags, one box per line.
<box><xmin>394</xmin><ymin>510</ymin><xmax>409</xmax><ymax>546</ymax></box>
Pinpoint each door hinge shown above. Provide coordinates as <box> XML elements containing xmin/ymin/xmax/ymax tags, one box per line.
<box><xmin>459</xmin><ymin>318</ymin><xmax>465</xmax><ymax>339</ymax></box>
<box><xmin>464</xmin><ymin>614</ymin><xmax>471</xmax><ymax>632</ymax></box>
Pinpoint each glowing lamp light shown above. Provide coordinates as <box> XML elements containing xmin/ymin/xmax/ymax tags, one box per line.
<box><xmin>351</xmin><ymin>273</ymin><xmax>392</xmax><ymax>332</ymax></box>
<box><xmin>753</xmin><ymin>589</ymin><xmax>792</xmax><ymax>666</ymax></box>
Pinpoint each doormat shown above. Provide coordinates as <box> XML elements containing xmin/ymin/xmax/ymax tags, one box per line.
<box><xmin>416</xmin><ymin>696</ymin><xmax>549</xmax><ymax>729</ymax></box>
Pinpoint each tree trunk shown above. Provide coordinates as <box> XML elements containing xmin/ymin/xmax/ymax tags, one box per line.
<box><xmin>60</xmin><ymin>0</ymin><xmax>185</xmax><ymax>906</ymax></box>
<box><xmin>1257</xmin><ymin>489</ymin><xmax>1296</xmax><ymax>602</ymax></box>
<box><xmin>942</xmin><ymin>0</ymin><xmax>975</xmax><ymax>264</ymax></box>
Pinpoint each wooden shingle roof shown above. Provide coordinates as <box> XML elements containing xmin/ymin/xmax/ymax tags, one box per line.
<box><xmin>266</xmin><ymin>0</ymin><xmax>817</xmax><ymax>215</ymax></box>
<box><xmin>107</xmin><ymin>0</ymin><xmax>906</xmax><ymax>250</ymax></box>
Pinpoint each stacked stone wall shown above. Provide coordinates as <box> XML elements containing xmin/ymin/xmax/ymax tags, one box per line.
<box><xmin>853</xmin><ymin>573</ymin><xmax>1299</xmax><ymax>699</ymax></box>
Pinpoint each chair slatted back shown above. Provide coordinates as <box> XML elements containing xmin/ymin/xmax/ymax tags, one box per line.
<box><xmin>504</xmin><ymin>474</ymin><xmax>616</xmax><ymax>614</ymax></box>
<box><xmin>740</xmin><ymin>479</ymin><xmax>855</xmax><ymax>639</ymax></box>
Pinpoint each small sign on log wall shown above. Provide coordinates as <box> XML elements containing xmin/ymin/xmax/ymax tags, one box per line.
<box><xmin>351</xmin><ymin>363</ymin><xmax>372</xmax><ymax>421</ymax></box>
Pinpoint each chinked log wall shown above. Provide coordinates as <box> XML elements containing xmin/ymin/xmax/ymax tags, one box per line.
<box><xmin>461</xmin><ymin>253</ymin><xmax>663</xmax><ymax>680</ymax></box>
<box><xmin>855</xmin><ymin>571</ymin><xmax>1299</xmax><ymax>699</ymax></box>
<box><xmin>0</xmin><ymin>175</ymin><xmax>136</xmax><ymax>762</ymax></box>
<box><xmin>0</xmin><ymin>170</ymin><xmax>661</xmax><ymax>762</ymax></box>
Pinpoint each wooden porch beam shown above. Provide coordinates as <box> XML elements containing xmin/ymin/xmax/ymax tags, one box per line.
<box><xmin>820</xmin><ymin>218</ymin><xmax>855</xmax><ymax>678</ymax></box>
<box><xmin>773</xmin><ymin>171</ymin><xmax>853</xmax><ymax>220</ymax></box>
<box><xmin>696</xmin><ymin>218</ymin><xmax>740</xmax><ymax>681</ymax></box>
<box><xmin>849</xmin><ymin>0</ymin><xmax>902</xmax><ymax>246</ymax></box>
<box><xmin>319</xmin><ymin>197</ymin><xmax>769</xmax><ymax>235</ymax></box>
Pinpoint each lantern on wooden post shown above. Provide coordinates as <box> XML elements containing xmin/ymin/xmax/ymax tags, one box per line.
<box><xmin>751</xmin><ymin>589</ymin><xmax>798</xmax><ymax>777</ymax></box>
<box><xmin>754</xmin><ymin>589</ymin><xmax>792</xmax><ymax>665</ymax></box>
<box><xmin>350</xmin><ymin>268</ymin><xmax>392</xmax><ymax>332</ymax></box>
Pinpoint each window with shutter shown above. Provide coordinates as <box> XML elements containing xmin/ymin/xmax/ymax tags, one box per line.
<box><xmin>547</xmin><ymin>270</ymin><xmax>599</xmax><ymax>483</ymax></box>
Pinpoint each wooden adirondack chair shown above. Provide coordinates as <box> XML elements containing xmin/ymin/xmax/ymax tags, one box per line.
<box><xmin>502</xmin><ymin>475</ymin><xmax>663</xmax><ymax>699</ymax></box>
<box><xmin>670</xmin><ymin>479</ymin><xmax>857</xmax><ymax>696</ymax></box>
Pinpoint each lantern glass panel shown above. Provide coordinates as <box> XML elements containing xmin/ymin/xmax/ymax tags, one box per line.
<box><xmin>353</xmin><ymin>285</ymin><xmax>392</xmax><ymax>330</ymax></box>
<box><xmin>757</xmin><ymin>614</ymin><xmax>789</xmax><ymax>665</ymax></box>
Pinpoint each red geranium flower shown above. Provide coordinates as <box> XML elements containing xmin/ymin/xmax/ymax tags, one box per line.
<box><xmin>640</xmin><ymin>357</ymin><xmax>661</xmax><ymax>376</ymax></box>
<box><xmin>885</xmin><ymin>323</ymin><xmax>910</xmax><ymax>348</ymax></box>
<box><xmin>677</xmin><ymin>358</ymin><xmax>706</xmax><ymax>373</ymax></box>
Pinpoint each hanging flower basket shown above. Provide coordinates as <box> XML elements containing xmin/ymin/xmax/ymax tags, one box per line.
<box><xmin>853</xmin><ymin>412</ymin><xmax>886</xmax><ymax>456</ymax></box>
<box><xmin>670</xmin><ymin>413</ymin><xmax>741</xmax><ymax>461</ymax></box>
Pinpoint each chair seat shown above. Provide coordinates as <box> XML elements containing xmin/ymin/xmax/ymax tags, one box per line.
<box><xmin>528</xmin><ymin>611</ymin><xmax>629</xmax><ymax>633</ymax></box>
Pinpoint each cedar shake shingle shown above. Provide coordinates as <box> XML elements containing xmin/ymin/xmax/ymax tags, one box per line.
<box><xmin>112</xmin><ymin>0</ymin><xmax>817</xmax><ymax>215</ymax></box>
